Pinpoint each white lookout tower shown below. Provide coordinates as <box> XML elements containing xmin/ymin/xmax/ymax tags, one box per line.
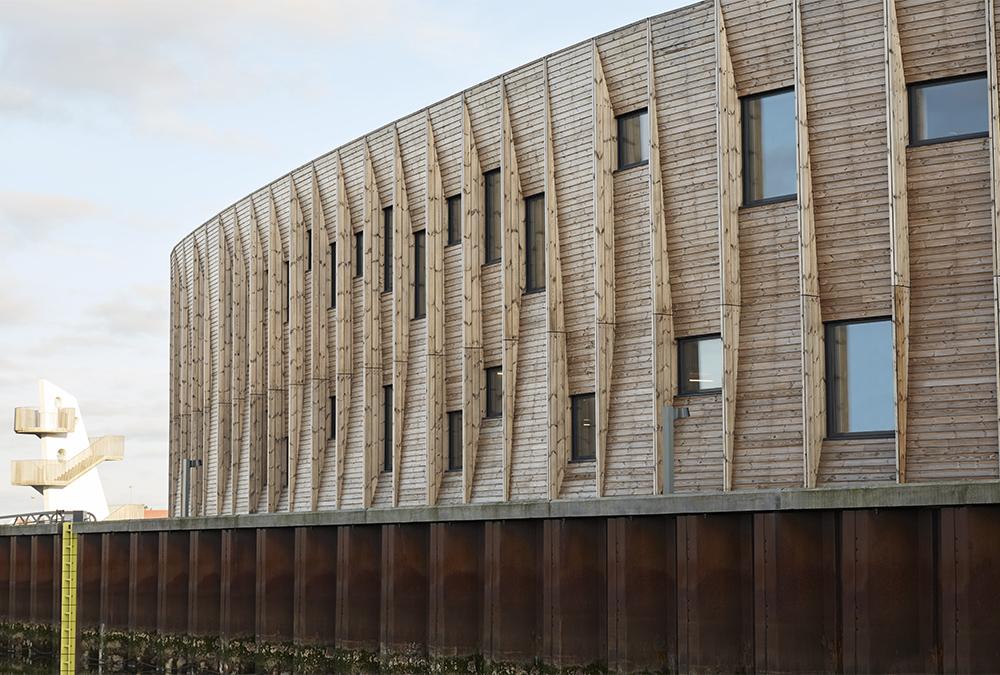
<box><xmin>10</xmin><ymin>380</ymin><xmax>124</xmax><ymax>520</ymax></box>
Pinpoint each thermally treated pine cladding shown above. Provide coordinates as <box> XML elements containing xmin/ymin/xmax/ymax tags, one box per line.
<box><xmin>168</xmin><ymin>0</ymin><xmax>1000</xmax><ymax>516</ymax></box>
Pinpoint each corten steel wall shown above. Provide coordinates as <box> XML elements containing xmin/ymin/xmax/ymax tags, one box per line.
<box><xmin>3</xmin><ymin>488</ymin><xmax>1000</xmax><ymax>672</ymax></box>
<box><xmin>168</xmin><ymin>0</ymin><xmax>1000</xmax><ymax>519</ymax></box>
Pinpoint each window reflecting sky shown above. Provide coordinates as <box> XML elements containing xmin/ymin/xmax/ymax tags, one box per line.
<box><xmin>912</xmin><ymin>76</ymin><xmax>988</xmax><ymax>141</ymax></box>
<box><xmin>744</xmin><ymin>89</ymin><xmax>796</xmax><ymax>202</ymax></box>
<box><xmin>830</xmin><ymin>320</ymin><xmax>894</xmax><ymax>433</ymax></box>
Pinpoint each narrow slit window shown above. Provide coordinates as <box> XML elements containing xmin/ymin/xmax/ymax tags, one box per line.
<box><xmin>329</xmin><ymin>396</ymin><xmax>336</xmax><ymax>440</ymax></box>
<box><xmin>484</xmin><ymin>169</ymin><xmax>501</xmax><ymax>264</ymax></box>
<box><xmin>383</xmin><ymin>206</ymin><xmax>393</xmax><ymax>292</ymax></box>
<box><xmin>413</xmin><ymin>230</ymin><xmax>426</xmax><ymax>318</ymax></box>
<box><xmin>447</xmin><ymin>410</ymin><xmax>463</xmax><ymax>471</ymax></box>
<box><xmin>571</xmin><ymin>393</ymin><xmax>596</xmax><ymax>461</ymax></box>
<box><xmin>742</xmin><ymin>88</ymin><xmax>796</xmax><ymax>206</ymax></box>
<box><xmin>383</xmin><ymin>384</ymin><xmax>393</xmax><ymax>472</ymax></box>
<box><xmin>525</xmin><ymin>193</ymin><xmax>545</xmax><ymax>293</ymax></box>
<box><xmin>355</xmin><ymin>232</ymin><xmax>363</xmax><ymax>278</ymax></box>
<box><xmin>283</xmin><ymin>260</ymin><xmax>290</xmax><ymax>324</ymax></box>
<box><xmin>330</xmin><ymin>242</ymin><xmax>336</xmax><ymax>308</ymax></box>
<box><xmin>616</xmin><ymin>108</ymin><xmax>649</xmax><ymax>170</ymax></box>
<box><xmin>446</xmin><ymin>194</ymin><xmax>462</xmax><ymax>246</ymax></box>
<box><xmin>485</xmin><ymin>366</ymin><xmax>502</xmax><ymax>419</ymax></box>
<box><xmin>306</xmin><ymin>228</ymin><xmax>312</xmax><ymax>272</ymax></box>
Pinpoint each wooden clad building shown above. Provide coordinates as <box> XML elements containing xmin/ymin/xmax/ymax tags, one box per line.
<box><xmin>169</xmin><ymin>0</ymin><xmax>1000</xmax><ymax>517</ymax></box>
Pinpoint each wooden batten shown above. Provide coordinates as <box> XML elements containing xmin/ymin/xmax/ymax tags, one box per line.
<box><xmin>231</xmin><ymin>208</ymin><xmax>248</xmax><ymax>513</ymax></box>
<box><xmin>248</xmin><ymin>202</ymin><xmax>267</xmax><ymax>513</ymax></box>
<box><xmin>288</xmin><ymin>178</ymin><xmax>307</xmax><ymax>507</ymax></box>
<box><xmin>425</xmin><ymin>113</ymin><xmax>446</xmax><ymax>506</ymax></box>
<box><xmin>216</xmin><ymin>221</ymin><xmax>233</xmax><ymax>512</ymax></box>
<box><xmin>985</xmin><ymin>0</ymin><xmax>1000</xmax><ymax>472</ymax></box>
<box><xmin>501</xmin><ymin>80</ymin><xmax>524</xmax><ymax>502</ymax></box>
<box><xmin>794</xmin><ymin>0</ymin><xmax>824</xmax><ymax>488</ymax></box>
<box><xmin>545</xmin><ymin>60</ymin><xmax>571</xmax><ymax>500</ymax></box>
<box><xmin>266</xmin><ymin>191</ymin><xmax>287</xmax><ymax>512</ymax></box>
<box><xmin>462</xmin><ymin>96</ymin><xmax>485</xmax><ymax>503</ymax></box>
<box><xmin>362</xmin><ymin>143</ymin><xmax>384</xmax><ymax>508</ymax></box>
<box><xmin>335</xmin><ymin>153</ymin><xmax>353</xmax><ymax>507</ymax></box>
<box><xmin>192</xmin><ymin>239</ymin><xmax>210</xmax><ymax>516</ymax></box>
<box><xmin>594</xmin><ymin>43</ymin><xmax>616</xmax><ymax>497</ymax></box>
<box><xmin>179</xmin><ymin>253</ymin><xmax>192</xmax><ymax>514</ymax></box>
<box><xmin>885</xmin><ymin>0</ymin><xmax>909</xmax><ymax>483</ymax></box>
<box><xmin>391</xmin><ymin>127</ymin><xmax>413</xmax><ymax>506</ymax></box>
<box><xmin>169</xmin><ymin>253</ymin><xmax>181</xmax><ymax>514</ymax></box>
<box><xmin>648</xmin><ymin>21</ymin><xmax>675</xmax><ymax>496</ymax></box>
<box><xmin>310</xmin><ymin>169</ymin><xmax>331</xmax><ymax>511</ymax></box>
<box><xmin>716</xmin><ymin>0</ymin><xmax>741</xmax><ymax>492</ymax></box>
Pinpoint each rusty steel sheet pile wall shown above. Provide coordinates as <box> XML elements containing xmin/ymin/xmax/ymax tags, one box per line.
<box><xmin>169</xmin><ymin>0</ymin><xmax>1000</xmax><ymax>518</ymax></box>
<box><xmin>2</xmin><ymin>499</ymin><xmax>1000</xmax><ymax>672</ymax></box>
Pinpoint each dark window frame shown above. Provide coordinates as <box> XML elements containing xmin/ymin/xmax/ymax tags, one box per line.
<box><xmin>616</xmin><ymin>107</ymin><xmax>650</xmax><ymax>171</ymax></box>
<box><xmin>570</xmin><ymin>393</ymin><xmax>596</xmax><ymax>462</ymax></box>
<box><xmin>383</xmin><ymin>384</ymin><xmax>393</xmax><ymax>472</ymax></box>
<box><xmin>383</xmin><ymin>206</ymin><xmax>394</xmax><ymax>293</ymax></box>
<box><xmin>306</xmin><ymin>228</ymin><xmax>313</xmax><ymax>272</ymax></box>
<box><xmin>741</xmin><ymin>86</ymin><xmax>797</xmax><ymax>208</ymax></box>
<box><xmin>330</xmin><ymin>242</ymin><xmax>336</xmax><ymax>308</ymax></box>
<box><xmin>677</xmin><ymin>333</ymin><xmax>723</xmax><ymax>396</ymax></box>
<box><xmin>483</xmin><ymin>169</ymin><xmax>502</xmax><ymax>265</ymax></box>
<box><xmin>283</xmin><ymin>260</ymin><xmax>290</xmax><ymax>324</ymax></box>
<box><xmin>329</xmin><ymin>395</ymin><xmax>336</xmax><ymax>440</ymax></box>
<box><xmin>485</xmin><ymin>366</ymin><xmax>503</xmax><ymax>419</ymax></box>
<box><xmin>447</xmin><ymin>410</ymin><xmax>463</xmax><ymax>472</ymax></box>
<box><xmin>413</xmin><ymin>229</ymin><xmax>426</xmax><ymax>319</ymax></box>
<box><xmin>824</xmin><ymin>316</ymin><xmax>896</xmax><ymax>440</ymax></box>
<box><xmin>908</xmin><ymin>72</ymin><xmax>989</xmax><ymax>147</ymax></box>
<box><xmin>524</xmin><ymin>192</ymin><xmax>545</xmax><ymax>294</ymax></box>
<box><xmin>354</xmin><ymin>232</ymin><xmax>364</xmax><ymax>278</ymax></box>
<box><xmin>446</xmin><ymin>194</ymin><xmax>462</xmax><ymax>247</ymax></box>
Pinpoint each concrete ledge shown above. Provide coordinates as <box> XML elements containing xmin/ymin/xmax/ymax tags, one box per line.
<box><xmin>39</xmin><ymin>480</ymin><xmax>999</xmax><ymax>535</ymax></box>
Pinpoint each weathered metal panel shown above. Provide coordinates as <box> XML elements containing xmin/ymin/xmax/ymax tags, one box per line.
<box><xmin>380</xmin><ymin>523</ymin><xmax>429</xmax><ymax>652</ymax></box>
<box><xmin>293</xmin><ymin>526</ymin><xmax>336</xmax><ymax>644</ymax></box>
<box><xmin>483</xmin><ymin>519</ymin><xmax>542</xmax><ymax>664</ymax></box>
<box><xmin>335</xmin><ymin>525</ymin><xmax>381</xmax><ymax>650</ymax></box>
<box><xmin>156</xmin><ymin>531</ymin><xmax>189</xmax><ymax>634</ymax></box>
<box><xmin>128</xmin><ymin>532</ymin><xmax>158</xmax><ymax>632</ymax></box>
<box><xmin>428</xmin><ymin>521</ymin><xmax>482</xmax><ymax>657</ymax></box>
<box><xmin>255</xmin><ymin>528</ymin><xmax>294</xmax><ymax>641</ymax></box>
<box><xmin>221</xmin><ymin>529</ymin><xmax>256</xmax><ymax>639</ymax></box>
<box><xmin>188</xmin><ymin>530</ymin><xmax>221</xmax><ymax>636</ymax></box>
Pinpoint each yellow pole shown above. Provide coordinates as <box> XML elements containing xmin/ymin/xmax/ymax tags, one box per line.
<box><xmin>59</xmin><ymin>521</ymin><xmax>78</xmax><ymax>674</ymax></box>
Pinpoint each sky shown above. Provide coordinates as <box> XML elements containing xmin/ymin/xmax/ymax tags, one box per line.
<box><xmin>0</xmin><ymin>0</ymin><xmax>688</xmax><ymax>513</ymax></box>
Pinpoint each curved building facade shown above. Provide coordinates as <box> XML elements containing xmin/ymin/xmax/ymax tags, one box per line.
<box><xmin>169</xmin><ymin>0</ymin><xmax>1000</xmax><ymax>517</ymax></box>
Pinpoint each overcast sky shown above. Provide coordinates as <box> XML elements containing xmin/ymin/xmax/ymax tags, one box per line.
<box><xmin>0</xmin><ymin>0</ymin><xmax>687</xmax><ymax>513</ymax></box>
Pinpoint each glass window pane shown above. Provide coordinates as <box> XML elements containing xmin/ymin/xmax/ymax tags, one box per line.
<box><xmin>383</xmin><ymin>206</ymin><xmax>393</xmax><ymax>291</ymax></box>
<box><xmin>743</xmin><ymin>89</ymin><xmax>796</xmax><ymax>203</ymax></box>
<box><xmin>448</xmin><ymin>411</ymin><xmax>462</xmax><ymax>471</ymax></box>
<box><xmin>617</xmin><ymin>109</ymin><xmax>649</xmax><ymax>169</ymax></box>
<box><xmin>383</xmin><ymin>385</ymin><xmax>393</xmax><ymax>471</ymax></box>
<box><xmin>911</xmin><ymin>75</ymin><xmax>987</xmax><ymax>142</ymax></box>
<box><xmin>413</xmin><ymin>230</ymin><xmax>426</xmax><ymax>317</ymax></box>
<box><xmin>330</xmin><ymin>243</ymin><xmax>336</xmax><ymax>308</ymax></box>
<box><xmin>525</xmin><ymin>194</ymin><xmax>545</xmax><ymax>291</ymax></box>
<box><xmin>447</xmin><ymin>195</ymin><xmax>462</xmax><ymax>245</ymax></box>
<box><xmin>355</xmin><ymin>232</ymin><xmax>363</xmax><ymax>277</ymax></box>
<box><xmin>485</xmin><ymin>367</ymin><xmax>503</xmax><ymax>418</ymax></box>
<box><xmin>828</xmin><ymin>320</ymin><xmax>894</xmax><ymax>435</ymax></box>
<box><xmin>679</xmin><ymin>336</ymin><xmax>722</xmax><ymax>394</ymax></box>
<box><xmin>571</xmin><ymin>394</ymin><xmax>596</xmax><ymax>461</ymax></box>
<box><xmin>484</xmin><ymin>170</ymin><xmax>501</xmax><ymax>263</ymax></box>
<box><xmin>329</xmin><ymin>396</ymin><xmax>336</xmax><ymax>440</ymax></box>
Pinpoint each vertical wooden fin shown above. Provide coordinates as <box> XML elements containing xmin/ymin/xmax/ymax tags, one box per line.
<box><xmin>193</xmin><ymin>239</ymin><xmax>210</xmax><ymax>515</ymax></box>
<box><xmin>179</xmin><ymin>253</ymin><xmax>191</xmax><ymax>514</ymax></box>
<box><xmin>266</xmin><ymin>190</ymin><xmax>287</xmax><ymax>512</ymax></box>
<box><xmin>545</xmin><ymin>60</ymin><xmax>571</xmax><ymax>500</ymax></box>
<box><xmin>310</xmin><ymin>169</ymin><xmax>331</xmax><ymax>511</ymax></box>
<box><xmin>217</xmin><ymin>220</ymin><xmax>233</xmax><ymax>512</ymax></box>
<box><xmin>716</xmin><ymin>0</ymin><xmax>741</xmax><ymax>492</ymax></box>
<box><xmin>462</xmin><ymin>97</ymin><xmax>484</xmax><ymax>503</ymax></box>
<box><xmin>248</xmin><ymin>203</ymin><xmax>267</xmax><ymax>512</ymax></box>
<box><xmin>885</xmin><ymin>0</ymin><xmax>909</xmax><ymax>483</ymax></box>
<box><xmin>169</xmin><ymin>253</ymin><xmax>182</xmax><ymax>515</ymax></box>
<box><xmin>231</xmin><ymin>208</ymin><xmax>248</xmax><ymax>513</ymax></box>
<box><xmin>288</xmin><ymin>179</ymin><xmax>307</xmax><ymax>508</ymax></box>
<box><xmin>984</xmin><ymin>0</ymin><xmax>1000</xmax><ymax>472</ymax></box>
<box><xmin>594</xmin><ymin>43</ymin><xmax>616</xmax><ymax>497</ymax></box>
<box><xmin>363</xmin><ymin>143</ymin><xmax>384</xmax><ymax>508</ymax></box>
<box><xmin>392</xmin><ymin>126</ymin><xmax>412</xmax><ymax>506</ymax></box>
<box><xmin>795</xmin><ymin>0</ymin><xmax>824</xmax><ymax>488</ymax></box>
<box><xmin>335</xmin><ymin>153</ymin><xmax>353</xmax><ymax>507</ymax></box>
<box><xmin>649</xmin><ymin>21</ymin><xmax>676</xmax><ymax>496</ymax></box>
<box><xmin>425</xmin><ymin>113</ymin><xmax>447</xmax><ymax>506</ymax></box>
<box><xmin>501</xmin><ymin>80</ymin><xmax>523</xmax><ymax>502</ymax></box>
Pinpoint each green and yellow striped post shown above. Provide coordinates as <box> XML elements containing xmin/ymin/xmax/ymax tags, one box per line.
<box><xmin>59</xmin><ymin>521</ymin><xmax>79</xmax><ymax>674</ymax></box>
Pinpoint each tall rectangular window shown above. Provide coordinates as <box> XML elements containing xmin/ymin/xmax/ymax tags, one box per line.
<box><xmin>446</xmin><ymin>194</ymin><xmax>462</xmax><ymax>246</ymax></box>
<box><xmin>447</xmin><ymin>410</ymin><xmax>463</xmax><ymax>471</ymax></box>
<box><xmin>742</xmin><ymin>88</ymin><xmax>796</xmax><ymax>206</ymax></box>
<box><xmin>355</xmin><ymin>232</ymin><xmax>363</xmax><ymax>278</ymax></box>
<box><xmin>330</xmin><ymin>243</ymin><xmax>336</xmax><ymax>308</ymax></box>
<box><xmin>909</xmin><ymin>73</ymin><xmax>988</xmax><ymax>145</ymax></box>
<box><xmin>485</xmin><ymin>366</ymin><xmax>502</xmax><ymax>419</ymax></box>
<box><xmin>826</xmin><ymin>319</ymin><xmax>894</xmax><ymax>437</ymax></box>
<box><xmin>383</xmin><ymin>384</ymin><xmax>393</xmax><ymax>472</ymax></box>
<box><xmin>329</xmin><ymin>396</ymin><xmax>336</xmax><ymax>440</ymax></box>
<box><xmin>413</xmin><ymin>230</ymin><xmax>426</xmax><ymax>318</ymax></box>
<box><xmin>306</xmin><ymin>229</ymin><xmax>312</xmax><ymax>272</ymax></box>
<box><xmin>525</xmin><ymin>193</ymin><xmax>545</xmax><ymax>293</ymax></box>
<box><xmin>678</xmin><ymin>335</ymin><xmax>722</xmax><ymax>395</ymax></box>
<box><xmin>283</xmin><ymin>260</ymin><xmax>290</xmax><ymax>324</ymax></box>
<box><xmin>383</xmin><ymin>206</ymin><xmax>393</xmax><ymax>292</ymax></box>
<box><xmin>617</xmin><ymin>108</ymin><xmax>649</xmax><ymax>170</ymax></box>
<box><xmin>571</xmin><ymin>393</ymin><xmax>596</xmax><ymax>461</ymax></box>
<box><xmin>484</xmin><ymin>169</ymin><xmax>501</xmax><ymax>264</ymax></box>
